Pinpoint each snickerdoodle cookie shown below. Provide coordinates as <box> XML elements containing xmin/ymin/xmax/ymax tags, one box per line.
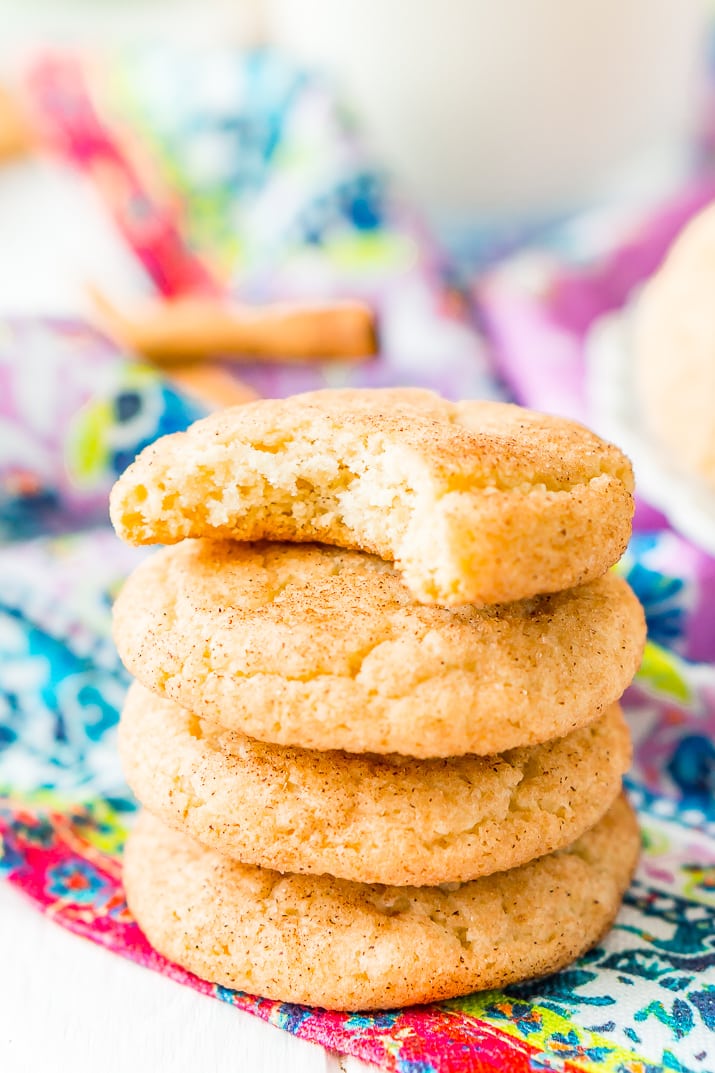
<box><xmin>110</xmin><ymin>388</ymin><xmax>634</xmax><ymax>606</ymax></box>
<box><xmin>634</xmin><ymin>202</ymin><xmax>715</xmax><ymax>488</ymax></box>
<box><xmin>123</xmin><ymin>795</ymin><xmax>639</xmax><ymax>1010</ymax></box>
<box><xmin>113</xmin><ymin>540</ymin><xmax>645</xmax><ymax>758</ymax></box>
<box><xmin>119</xmin><ymin>682</ymin><xmax>631</xmax><ymax>885</ymax></box>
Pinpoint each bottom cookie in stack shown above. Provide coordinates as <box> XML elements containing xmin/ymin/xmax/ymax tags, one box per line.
<box><xmin>123</xmin><ymin>796</ymin><xmax>639</xmax><ymax>1011</ymax></box>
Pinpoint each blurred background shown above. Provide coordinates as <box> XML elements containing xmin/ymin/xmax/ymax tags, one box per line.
<box><xmin>0</xmin><ymin>0</ymin><xmax>709</xmax><ymax>263</ymax></box>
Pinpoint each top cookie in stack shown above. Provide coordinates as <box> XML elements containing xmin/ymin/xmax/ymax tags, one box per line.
<box><xmin>110</xmin><ymin>388</ymin><xmax>634</xmax><ymax>606</ymax></box>
<box><xmin>112</xmin><ymin>388</ymin><xmax>644</xmax><ymax>1011</ymax></box>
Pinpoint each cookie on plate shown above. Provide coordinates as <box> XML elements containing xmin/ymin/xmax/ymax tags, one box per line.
<box><xmin>123</xmin><ymin>795</ymin><xmax>639</xmax><ymax>1010</ymax></box>
<box><xmin>120</xmin><ymin>682</ymin><xmax>631</xmax><ymax>886</ymax></box>
<box><xmin>113</xmin><ymin>540</ymin><xmax>646</xmax><ymax>758</ymax></box>
<box><xmin>635</xmin><ymin>202</ymin><xmax>715</xmax><ymax>490</ymax></box>
<box><xmin>110</xmin><ymin>388</ymin><xmax>634</xmax><ymax>606</ymax></box>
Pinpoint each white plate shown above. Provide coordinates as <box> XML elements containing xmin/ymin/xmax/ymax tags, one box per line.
<box><xmin>586</xmin><ymin>302</ymin><xmax>715</xmax><ymax>555</ymax></box>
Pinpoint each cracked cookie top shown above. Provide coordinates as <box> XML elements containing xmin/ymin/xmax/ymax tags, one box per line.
<box><xmin>113</xmin><ymin>539</ymin><xmax>646</xmax><ymax>757</ymax></box>
<box><xmin>120</xmin><ymin>681</ymin><xmax>631</xmax><ymax>886</ymax></box>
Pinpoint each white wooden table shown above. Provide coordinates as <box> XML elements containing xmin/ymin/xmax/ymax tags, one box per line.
<box><xmin>0</xmin><ymin>883</ymin><xmax>372</xmax><ymax>1073</ymax></box>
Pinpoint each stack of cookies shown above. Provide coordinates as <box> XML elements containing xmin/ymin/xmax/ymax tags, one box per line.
<box><xmin>110</xmin><ymin>388</ymin><xmax>646</xmax><ymax>1010</ymax></box>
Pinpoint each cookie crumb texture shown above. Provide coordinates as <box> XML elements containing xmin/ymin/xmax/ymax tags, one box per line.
<box><xmin>113</xmin><ymin>541</ymin><xmax>646</xmax><ymax>757</ymax></box>
<box><xmin>123</xmin><ymin>795</ymin><xmax>639</xmax><ymax>1010</ymax></box>
<box><xmin>120</xmin><ymin>683</ymin><xmax>631</xmax><ymax>885</ymax></box>
<box><xmin>109</xmin><ymin>389</ymin><xmax>634</xmax><ymax>606</ymax></box>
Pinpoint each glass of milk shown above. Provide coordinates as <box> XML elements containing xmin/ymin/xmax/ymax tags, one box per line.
<box><xmin>266</xmin><ymin>0</ymin><xmax>707</xmax><ymax>234</ymax></box>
